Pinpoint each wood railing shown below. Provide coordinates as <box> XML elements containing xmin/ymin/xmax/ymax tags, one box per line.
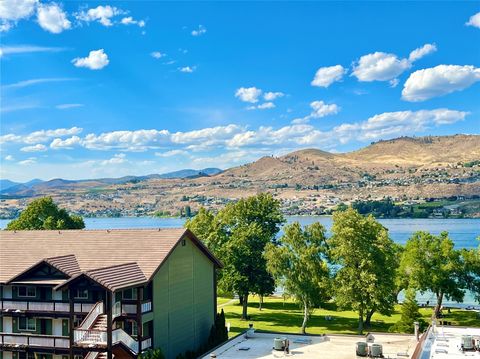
<box><xmin>1</xmin><ymin>299</ymin><xmax>93</xmax><ymax>313</ymax></box>
<box><xmin>78</xmin><ymin>301</ymin><xmax>104</xmax><ymax>330</ymax></box>
<box><xmin>73</xmin><ymin>328</ymin><xmax>107</xmax><ymax>345</ymax></box>
<box><xmin>0</xmin><ymin>332</ymin><xmax>69</xmax><ymax>349</ymax></box>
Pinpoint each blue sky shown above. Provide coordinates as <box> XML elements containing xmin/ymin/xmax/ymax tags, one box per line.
<box><xmin>1</xmin><ymin>1</ymin><xmax>479</xmax><ymax>182</ymax></box>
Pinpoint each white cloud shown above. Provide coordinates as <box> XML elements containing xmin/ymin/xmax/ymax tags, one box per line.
<box><xmin>263</xmin><ymin>92</ymin><xmax>284</xmax><ymax>101</ymax></box>
<box><xmin>333</xmin><ymin>109</ymin><xmax>468</xmax><ymax>142</ymax></box>
<box><xmin>191</xmin><ymin>24</ymin><xmax>206</xmax><ymax>36</ymax></box>
<box><xmin>408</xmin><ymin>43</ymin><xmax>437</xmax><ymax>62</ymax></box>
<box><xmin>76</xmin><ymin>5</ymin><xmax>123</xmax><ymax>26</ymax></box>
<box><xmin>20</xmin><ymin>144</ymin><xmax>48</xmax><ymax>152</ymax></box>
<box><xmin>402</xmin><ymin>65</ymin><xmax>480</xmax><ymax>102</ymax></box>
<box><xmin>311</xmin><ymin>65</ymin><xmax>346</xmax><ymax>87</ymax></box>
<box><xmin>3</xmin><ymin>78</ymin><xmax>75</xmax><ymax>89</ymax></box>
<box><xmin>466</xmin><ymin>12</ymin><xmax>480</xmax><ymax>28</ymax></box>
<box><xmin>100</xmin><ymin>153</ymin><xmax>126</xmax><ymax>165</ymax></box>
<box><xmin>247</xmin><ymin>102</ymin><xmax>275</xmax><ymax>110</ymax></box>
<box><xmin>50</xmin><ymin>136</ymin><xmax>81</xmax><ymax>149</ymax></box>
<box><xmin>120</xmin><ymin>16</ymin><xmax>144</xmax><ymax>27</ymax></box>
<box><xmin>0</xmin><ymin>127</ymin><xmax>83</xmax><ymax>145</ymax></box>
<box><xmin>155</xmin><ymin>150</ymin><xmax>189</xmax><ymax>157</ymax></box>
<box><xmin>4</xmin><ymin>155</ymin><xmax>14</xmax><ymax>161</ymax></box>
<box><xmin>235</xmin><ymin>87</ymin><xmax>262</xmax><ymax>103</ymax></box>
<box><xmin>0</xmin><ymin>0</ymin><xmax>37</xmax><ymax>31</ymax></box>
<box><xmin>0</xmin><ymin>45</ymin><xmax>65</xmax><ymax>57</ymax></box>
<box><xmin>150</xmin><ymin>51</ymin><xmax>165</xmax><ymax>59</ymax></box>
<box><xmin>56</xmin><ymin>103</ymin><xmax>84</xmax><ymax>110</ymax></box>
<box><xmin>82</xmin><ymin>129</ymin><xmax>171</xmax><ymax>151</ymax></box>
<box><xmin>292</xmin><ymin>100</ymin><xmax>340</xmax><ymax>124</ymax></box>
<box><xmin>72</xmin><ymin>49</ymin><xmax>109</xmax><ymax>70</ymax></box>
<box><xmin>19</xmin><ymin>157</ymin><xmax>37</xmax><ymax>165</ymax></box>
<box><xmin>352</xmin><ymin>52</ymin><xmax>411</xmax><ymax>82</ymax></box>
<box><xmin>36</xmin><ymin>2</ymin><xmax>70</xmax><ymax>33</ymax></box>
<box><xmin>352</xmin><ymin>44</ymin><xmax>436</xmax><ymax>84</ymax></box>
<box><xmin>179</xmin><ymin>66</ymin><xmax>196</xmax><ymax>73</ymax></box>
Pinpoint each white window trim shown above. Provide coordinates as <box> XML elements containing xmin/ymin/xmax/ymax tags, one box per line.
<box><xmin>18</xmin><ymin>317</ymin><xmax>36</xmax><ymax>331</ymax></box>
<box><xmin>74</xmin><ymin>289</ymin><xmax>88</xmax><ymax>299</ymax></box>
<box><xmin>18</xmin><ymin>286</ymin><xmax>36</xmax><ymax>298</ymax></box>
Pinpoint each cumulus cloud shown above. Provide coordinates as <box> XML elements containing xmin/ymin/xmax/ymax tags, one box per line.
<box><xmin>402</xmin><ymin>65</ymin><xmax>480</xmax><ymax>102</ymax></box>
<box><xmin>352</xmin><ymin>44</ymin><xmax>437</xmax><ymax>84</ymax></box>
<box><xmin>311</xmin><ymin>65</ymin><xmax>346</xmax><ymax>87</ymax></box>
<box><xmin>0</xmin><ymin>0</ymin><xmax>37</xmax><ymax>31</ymax></box>
<box><xmin>82</xmin><ymin>129</ymin><xmax>171</xmax><ymax>151</ymax></box>
<box><xmin>72</xmin><ymin>49</ymin><xmax>109</xmax><ymax>70</ymax></box>
<box><xmin>264</xmin><ymin>92</ymin><xmax>284</xmax><ymax>101</ymax></box>
<box><xmin>191</xmin><ymin>24</ymin><xmax>206</xmax><ymax>36</ymax></box>
<box><xmin>235</xmin><ymin>87</ymin><xmax>262</xmax><ymax>103</ymax></box>
<box><xmin>247</xmin><ymin>102</ymin><xmax>276</xmax><ymax>110</ymax></box>
<box><xmin>408</xmin><ymin>43</ymin><xmax>437</xmax><ymax>62</ymax></box>
<box><xmin>292</xmin><ymin>100</ymin><xmax>340</xmax><ymax>124</ymax></box>
<box><xmin>0</xmin><ymin>127</ymin><xmax>83</xmax><ymax>145</ymax></box>
<box><xmin>333</xmin><ymin>109</ymin><xmax>468</xmax><ymax>143</ymax></box>
<box><xmin>50</xmin><ymin>136</ymin><xmax>81</xmax><ymax>149</ymax></box>
<box><xmin>100</xmin><ymin>153</ymin><xmax>126</xmax><ymax>165</ymax></box>
<box><xmin>20</xmin><ymin>144</ymin><xmax>47</xmax><ymax>152</ymax></box>
<box><xmin>120</xmin><ymin>16</ymin><xmax>144</xmax><ymax>27</ymax></box>
<box><xmin>155</xmin><ymin>149</ymin><xmax>189</xmax><ymax>157</ymax></box>
<box><xmin>4</xmin><ymin>155</ymin><xmax>14</xmax><ymax>161</ymax></box>
<box><xmin>36</xmin><ymin>2</ymin><xmax>70</xmax><ymax>33</ymax></box>
<box><xmin>150</xmin><ymin>51</ymin><xmax>165</xmax><ymax>59</ymax></box>
<box><xmin>19</xmin><ymin>157</ymin><xmax>37</xmax><ymax>165</ymax></box>
<box><xmin>178</xmin><ymin>66</ymin><xmax>196</xmax><ymax>73</ymax></box>
<box><xmin>75</xmin><ymin>5</ymin><xmax>123</xmax><ymax>26</ymax></box>
<box><xmin>466</xmin><ymin>12</ymin><xmax>480</xmax><ymax>28</ymax></box>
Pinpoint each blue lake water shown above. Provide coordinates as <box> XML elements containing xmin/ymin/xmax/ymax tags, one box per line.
<box><xmin>1</xmin><ymin>216</ymin><xmax>479</xmax><ymax>306</ymax></box>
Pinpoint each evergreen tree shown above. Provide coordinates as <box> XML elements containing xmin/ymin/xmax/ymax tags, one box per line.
<box><xmin>390</xmin><ymin>289</ymin><xmax>426</xmax><ymax>333</ymax></box>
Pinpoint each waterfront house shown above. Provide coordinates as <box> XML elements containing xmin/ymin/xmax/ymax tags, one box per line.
<box><xmin>0</xmin><ymin>229</ymin><xmax>222</xmax><ymax>359</ymax></box>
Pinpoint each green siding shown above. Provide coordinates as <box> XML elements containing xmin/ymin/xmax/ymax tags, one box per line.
<box><xmin>151</xmin><ymin>237</ymin><xmax>215</xmax><ymax>359</ymax></box>
<box><xmin>62</xmin><ymin>319</ymin><xmax>69</xmax><ymax>336</ymax></box>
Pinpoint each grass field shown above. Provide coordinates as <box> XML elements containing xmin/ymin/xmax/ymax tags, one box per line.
<box><xmin>218</xmin><ymin>295</ymin><xmax>480</xmax><ymax>337</ymax></box>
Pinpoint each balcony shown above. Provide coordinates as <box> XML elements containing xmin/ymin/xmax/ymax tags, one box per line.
<box><xmin>73</xmin><ymin>329</ymin><xmax>152</xmax><ymax>353</ymax></box>
<box><xmin>1</xmin><ymin>299</ymin><xmax>94</xmax><ymax>314</ymax></box>
<box><xmin>0</xmin><ymin>332</ymin><xmax>69</xmax><ymax>350</ymax></box>
<box><xmin>112</xmin><ymin>299</ymin><xmax>152</xmax><ymax>319</ymax></box>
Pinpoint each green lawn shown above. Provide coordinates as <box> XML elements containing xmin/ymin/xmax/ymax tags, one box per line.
<box><xmin>217</xmin><ymin>295</ymin><xmax>480</xmax><ymax>337</ymax></box>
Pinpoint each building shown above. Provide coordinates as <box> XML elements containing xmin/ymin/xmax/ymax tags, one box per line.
<box><xmin>0</xmin><ymin>229</ymin><xmax>222</xmax><ymax>359</ymax></box>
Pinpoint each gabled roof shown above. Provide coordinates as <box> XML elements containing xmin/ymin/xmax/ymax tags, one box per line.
<box><xmin>0</xmin><ymin>228</ymin><xmax>222</xmax><ymax>287</ymax></box>
<box><xmin>56</xmin><ymin>262</ymin><xmax>147</xmax><ymax>292</ymax></box>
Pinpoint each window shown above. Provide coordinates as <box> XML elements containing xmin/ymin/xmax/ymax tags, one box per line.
<box><xmin>122</xmin><ymin>288</ymin><xmax>137</xmax><ymax>300</ymax></box>
<box><xmin>18</xmin><ymin>286</ymin><xmax>36</xmax><ymax>298</ymax></box>
<box><xmin>74</xmin><ymin>289</ymin><xmax>88</xmax><ymax>299</ymax></box>
<box><xmin>18</xmin><ymin>317</ymin><xmax>36</xmax><ymax>331</ymax></box>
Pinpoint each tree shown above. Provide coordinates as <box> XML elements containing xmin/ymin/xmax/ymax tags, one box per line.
<box><xmin>186</xmin><ymin>193</ymin><xmax>284</xmax><ymax>320</ymax></box>
<box><xmin>461</xmin><ymin>244</ymin><xmax>480</xmax><ymax>302</ymax></box>
<box><xmin>217</xmin><ymin>193</ymin><xmax>284</xmax><ymax>319</ymax></box>
<box><xmin>398</xmin><ymin>231</ymin><xmax>464</xmax><ymax>318</ymax></box>
<box><xmin>265</xmin><ymin>222</ymin><xmax>330</xmax><ymax>334</ymax></box>
<box><xmin>390</xmin><ymin>289</ymin><xmax>426</xmax><ymax>333</ymax></box>
<box><xmin>139</xmin><ymin>349</ymin><xmax>165</xmax><ymax>359</ymax></box>
<box><xmin>6</xmin><ymin>197</ymin><xmax>85</xmax><ymax>230</ymax></box>
<box><xmin>328</xmin><ymin>207</ymin><xmax>397</xmax><ymax>334</ymax></box>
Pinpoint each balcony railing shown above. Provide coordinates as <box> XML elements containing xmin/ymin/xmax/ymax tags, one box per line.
<box><xmin>141</xmin><ymin>337</ymin><xmax>152</xmax><ymax>350</ymax></box>
<box><xmin>0</xmin><ymin>332</ymin><xmax>69</xmax><ymax>349</ymax></box>
<box><xmin>1</xmin><ymin>299</ymin><xmax>94</xmax><ymax>314</ymax></box>
<box><xmin>112</xmin><ymin>328</ymin><xmax>137</xmax><ymax>353</ymax></box>
<box><xmin>112</xmin><ymin>299</ymin><xmax>152</xmax><ymax>318</ymax></box>
<box><xmin>78</xmin><ymin>301</ymin><xmax>103</xmax><ymax>330</ymax></box>
<box><xmin>73</xmin><ymin>328</ymin><xmax>107</xmax><ymax>347</ymax></box>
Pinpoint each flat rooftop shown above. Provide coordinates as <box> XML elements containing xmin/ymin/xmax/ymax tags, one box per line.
<box><xmin>420</xmin><ymin>326</ymin><xmax>480</xmax><ymax>359</ymax></box>
<box><xmin>202</xmin><ymin>331</ymin><xmax>417</xmax><ymax>359</ymax></box>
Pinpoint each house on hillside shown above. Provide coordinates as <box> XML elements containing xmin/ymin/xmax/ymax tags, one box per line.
<box><xmin>0</xmin><ymin>229</ymin><xmax>222</xmax><ymax>359</ymax></box>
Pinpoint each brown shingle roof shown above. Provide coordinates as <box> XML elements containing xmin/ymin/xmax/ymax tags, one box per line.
<box><xmin>45</xmin><ymin>254</ymin><xmax>81</xmax><ymax>277</ymax></box>
<box><xmin>0</xmin><ymin>228</ymin><xmax>220</xmax><ymax>286</ymax></box>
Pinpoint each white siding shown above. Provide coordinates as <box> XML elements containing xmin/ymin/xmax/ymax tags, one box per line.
<box><xmin>53</xmin><ymin>318</ymin><xmax>63</xmax><ymax>336</ymax></box>
<box><xmin>3</xmin><ymin>316</ymin><xmax>12</xmax><ymax>332</ymax></box>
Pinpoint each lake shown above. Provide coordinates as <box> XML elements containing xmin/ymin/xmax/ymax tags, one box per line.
<box><xmin>1</xmin><ymin>216</ymin><xmax>479</xmax><ymax>307</ymax></box>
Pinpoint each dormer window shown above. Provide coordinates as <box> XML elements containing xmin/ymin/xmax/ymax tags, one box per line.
<box><xmin>18</xmin><ymin>286</ymin><xmax>36</xmax><ymax>298</ymax></box>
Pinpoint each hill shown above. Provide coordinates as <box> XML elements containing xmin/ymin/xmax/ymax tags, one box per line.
<box><xmin>0</xmin><ymin>135</ymin><xmax>478</xmax><ymax>218</ymax></box>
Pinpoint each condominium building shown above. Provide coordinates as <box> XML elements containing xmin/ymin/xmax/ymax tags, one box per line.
<box><xmin>0</xmin><ymin>229</ymin><xmax>222</xmax><ymax>359</ymax></box>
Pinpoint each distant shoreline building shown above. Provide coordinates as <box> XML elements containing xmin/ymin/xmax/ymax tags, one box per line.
<box><xmin>0</xmin><ymin>229</ymin><xmax>222</xmax><ymax>359</ymax></box>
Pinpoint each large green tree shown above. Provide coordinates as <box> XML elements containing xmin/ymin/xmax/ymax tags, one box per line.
<box><xmin>398</xmin><ymin>231</ymin><xmax>464</xmax><ymax>318</ymax></box>
<box><xmin>460</xmin><ymin>237</ymin><xmax>480</xmax><ymax>303</ymax></box>
<box><xmin>328</xmin><ymin>207</ymin><xmax>397</xmax><ymax>334</ymax></box>
<box><xmin>265</xmin><ymin>222</ymin><xmax>330</xmax><ymax>334</ymax></box>
<box><xmin>186</xmin><ymin>193</ymin><xmax>285</xmax><ymax>320</ymax></box>
<box><xmin>6</xmin><ymin>197</ymin><xmax>85</xmax><ymax>230</ymax></box>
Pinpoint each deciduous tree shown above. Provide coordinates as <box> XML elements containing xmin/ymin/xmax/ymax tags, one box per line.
<box><xmin>328</xmin><ymin>208</ymin><xmax>397</xmax><ymax>334</ymax></box>
<box><xmin>265</xmin><ymin>222</ymin><xmax>330</xmax><ymax>334</ymax></box>
<box><xmin>6</xmin><ymin>197</ymin><xmax>85</xmax><ymax>230</ymax></box>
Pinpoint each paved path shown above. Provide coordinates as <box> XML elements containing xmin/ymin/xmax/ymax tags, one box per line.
<box><xmin>218</xmin><ymin>298</ymin><xmax>237</xmax><ymax>308</ymax></box>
